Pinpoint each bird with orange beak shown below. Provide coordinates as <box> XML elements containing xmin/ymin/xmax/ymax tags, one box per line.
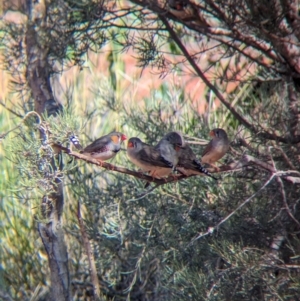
<box><xmin>201</xmin><ymin>128</ymin><xmax>229</xmax><ymax>168</ymax></box>
<box><xmin>80</xmin><ymin>132</ymin><xmax>127</xmax><ymax>162</ymax></box>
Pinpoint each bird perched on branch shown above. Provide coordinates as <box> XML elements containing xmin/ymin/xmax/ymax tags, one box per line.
<box><xmin>127</xmin><ymin>137</ymin><xmax>174</xmax><ymax>178</ymax></box>
<box><xmin>176</xmin><ymin>143</ymin><xmax>217</xmax><ymax>180</ymax></box>
<box><xmin>168</xmin><ymin>0</ymin><xmax>210</xmax><ymax>27</ymax></box>
<box><xmin>154</xmin><ymin>131</ymin><xmax>184</xmax><ymax>177</ymax></box>
<box><xmin>80</xmin><ymin>132</ymin><xmax>127</xmax><ymax>162</ymax></box>
<box><xmin>201</xmin><ymin>128</ymin><xmax>229</xmax><ymax>169</ymax></box>
<box><xmin>127</xmin><ymin>132</ymin><xmax>184</xmax><ymax>179</ymax></box>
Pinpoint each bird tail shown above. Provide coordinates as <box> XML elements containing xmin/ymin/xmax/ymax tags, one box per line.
<box><xmin>194</xmin><ymin>159</ymin><xmax>218</xmax><ymax>180</ymax></box>
<box><xmin>69</xmin><ymin>135</ymin><xmax>83</xmax><ymax>150</ymax></box>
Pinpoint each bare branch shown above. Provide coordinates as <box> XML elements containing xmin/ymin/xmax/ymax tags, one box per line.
<box><xmin>276</xmin><ymin>176</ymin><xmax>300</xmax><ymax>227</ymax></box>
<box><xmin>55</xmin><ymin>145</ymin><xmax>185</xmax><ymax>183</ymax></box>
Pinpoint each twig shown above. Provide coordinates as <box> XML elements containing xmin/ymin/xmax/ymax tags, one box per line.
<box><xmin>217</xmin><ymin>155</ymin><xmax>300</xmax><ymax>184</ymax></box>
<box><xmin>268</xmin><ymin>149</ymin><xmax>300</xmax><ymax>228</ymax></box>
<box><xmin>261</xmin><ymin>264</ymin><xmax>300</xmax><ymax>269</ymax></box>
<box><xmin>238</xmin><ymin>138</ymin><xmax>261</xmax><ymax>156</ymax></box>
<box><xmin>277</xmin><ymin>177</ymin><xmax>300</xmax><ymax>227</ymax></box>
<box><xmin>77</xmin><ymin>202</ymin><xmax>101</xmax><ymax>301</ymax></box>
<box><xmin>124</xmin><ymin>213</ymin><xmax>158</xmax><ymax>294</ymax></box>
<box><xmin>0</xmin><ymin>111</ymin><xmax>41</xmax><ymax>140</ymax></box>
<box><xmin>127</xmin><ymin>184</ymin><xmax>162</xmax><ymax>202</ymax></box>
<box><xmin>0</xmin><ymin>99</ymin><xmax>23</xmax><ymax>118</ymax></box>
<box><xmin>185</xmin><ymin>140</ymin><xmax>208</xmax><ymax>145</ymax></box>
<box><xmin>271</xmin><ymin>144</ymin><xmax>297</xmax><ymax>170</ymax></box>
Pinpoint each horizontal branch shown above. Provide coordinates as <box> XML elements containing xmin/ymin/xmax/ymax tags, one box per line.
<box><xmin>56</xmin><ymin>145</ymin><xmax>300</xmax><ymax>186</ymax></box>
<box><xmin>63</xmin><ymin>148</ymin><xmax>189</xmax><ymax>185</ymax></box>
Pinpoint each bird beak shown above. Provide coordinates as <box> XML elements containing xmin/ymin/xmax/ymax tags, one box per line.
<box><xmin>209</xmin><ymin>130</ymin><xmax>215</xmax><ymax>137</ymax></box>
<box><xmin>121</xmin><ymin>134</ymin><xmax>127</xmax><ymax>141</ymax></box>
<box><xmin>127</xmin><ymin>141</ymin><xmax>134</xmax><ymax>148</ymax></box>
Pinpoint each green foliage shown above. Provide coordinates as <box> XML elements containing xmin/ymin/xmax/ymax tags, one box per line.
<box><xmin>62</xmin><ymin>74</ymin><xmax>300</xmax><ymax>300</ymax></box>
<box><xmin>1</xmin><ymin>0</ymin><xmax>300</xmax><ymax>299</ymax></box>
<box><xmin>3</xmin><ymin>63</ymin><xmax>300</xmax><ymax>299</ymax></box>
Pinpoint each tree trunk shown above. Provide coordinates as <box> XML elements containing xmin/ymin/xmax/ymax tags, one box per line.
<box><xmin>25</xmin><ymin>2</ymin><xmax>71</xmax><ymax>299</ymax></box>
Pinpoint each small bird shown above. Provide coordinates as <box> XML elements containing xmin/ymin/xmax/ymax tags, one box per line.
<box><xmin>80</xmin><ymin>132</ymin><xmax>127</xmax><ymax>162</ymax></box>
<box><xmin>168</xmin><ymin>0</ymin><xmax>210</xmax><ymax>27</ymax></box>
<box><xmin>127</xmin><ymin>137</ymin><xmax>173</xmax><ymax>178</ymax></box>
<box><xmin>176</xmin><ymin>143</ymin><xmax>217</xmax><ymax>180</ymax></box>
<box><xmin>201</xmin><ymin>128</ymin><xmax>229</xmax><ymax>168</ymax></box>
<box><xmin>154</xmin><ymin>131</ymin><xmax>184</xmax><ymax>177</ymax></box>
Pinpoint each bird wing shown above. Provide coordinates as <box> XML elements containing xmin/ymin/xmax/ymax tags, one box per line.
<box><xmin>139</xmin><ymin>146</ymin><xmax>173</xmax><ymax>168</ymax></box>
<box><xmin>201</xmin><ymin>140</ymin><xmax>213</xmax><ymax>157</ymax></box>
<box><xmin>81</xmin><ymin>136</ymin><xmax>110</xmax><ymax>153</ymax></box>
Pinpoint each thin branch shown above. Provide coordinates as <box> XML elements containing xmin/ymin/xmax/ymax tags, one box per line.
<box><xmin>57</xmin><ymin>145</ymin><xmax>300</xmax><ymax>186</ymax></box>
<box><xmin>0</xmin><ymin>99</ymin><xmax>23</xmax><ymax>118</ymax></box>
<box><xmin>287</xmin><ymin>82</ymin><xmax>300</xmax><ymax>137</ymax></box>
<box><xmin>276</xmin><ymin>176</ymin><xmax>300</xmax><ymax>227</ymax></box>
<box><xmin>77</xmin><ymin>202</ymin><xmax>101</xmax><ymax>301</ymax></box>
<box><xmin>271</xmin><ymin>144</ymin><xmax>297</xmax><ymax>170</ymax></box>
<box><xmin>237</xmin><ymin>138</ymin><xmax>261</xmax><ymax>156</ymax></box>
<box><xmin>268</xmin><ymin>149</ymin><xmax>300</xmax><ymax>228</ymax></box>
<box><xmin>217</xmin><ymin>154</ymin><xmax>300</xmax><ymax>182</ymax></box>
<box><xmin>0</xmin><ymin>111</ymin><xmax>41</xmax><ymax>140</ymax></box>
<box><xmin>261</xmin><ymin>264</ymin><xmax>300</xmax><ymax>270</ymax></box>
<box><xmin>124</xmin><ymin>213</ymin><xmax>158</xmax><ymax>294</ymax></box>
<box><xmin>127</xmin><ymin>184</ymin><xmax>162</xmax><ymax>201</ymax></box>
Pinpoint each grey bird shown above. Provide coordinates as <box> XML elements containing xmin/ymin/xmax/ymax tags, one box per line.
<box><xmin>154</xmin><ymin>131</ymin><xmax>185</xmax><ymax>177</ymax></box>
<box><xmin>80</xmin><ymin>132</ymin><xmax>127</xmax><ymax>162</ymax></box>
<box><xmin>201</xmin><ymin>128</ymin><xmax>230</xmax><ymax>168</ymax></box>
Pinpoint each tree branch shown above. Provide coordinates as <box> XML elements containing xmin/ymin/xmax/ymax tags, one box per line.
<box><xmin>56</xmin><ymin>146</ymin><xmax>300</xmax><ymax>186</ymax></box>
<box><xmin>25</xmin><ymin>2</ymin><xmax>69</xmax><ymax>298</ymax></box>
<box><xmin>64</xmin><ymin>148</ymin><xmax>190</xmax><ymax>185</ymax></box>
